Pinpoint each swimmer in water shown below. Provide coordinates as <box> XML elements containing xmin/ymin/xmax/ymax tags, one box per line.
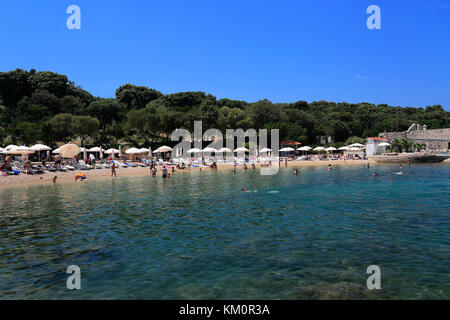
<box><xmin>373</xmin><ymin>172</ymin><xmax>378</xmax><ymax>176</ymax></box>
<box><xmin>294</xmin><ymin>169</ymin><xmax>300</xmax><ymax>176</ymax></box>
<box><xmin>328</xmin><ymin>164</ymin><xmax>332</xmax><ymax>171</ymax></box>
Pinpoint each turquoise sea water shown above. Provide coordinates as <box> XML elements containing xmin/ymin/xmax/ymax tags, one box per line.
<box><xmin>0</xmin><ymin>164</ymin><xmax>449</xmax><ymax>299</ymax></box>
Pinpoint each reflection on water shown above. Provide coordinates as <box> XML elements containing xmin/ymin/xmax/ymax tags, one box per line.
<box><xmin>0</xmin><ymin>164</ymin><xmax>449</xmax><ymax>299</ymax></box>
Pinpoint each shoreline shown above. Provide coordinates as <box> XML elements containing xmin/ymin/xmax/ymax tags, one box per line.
<box><xmin>1</xmin><ymin>159</ymin><xmax>448</xmax><ymax>190</ymax></box>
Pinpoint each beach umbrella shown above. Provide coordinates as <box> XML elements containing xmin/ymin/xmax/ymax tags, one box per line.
<box><xmin>7</xmin><ymin>146</ymin><xmax>34</xmax><ymax>155</ymax></box>
<box><xmin>279</xmin><ymin>147</ymin><xmax>295</xmax><ymax>152</ymax></box>
<box><xmin>259</xmin><ymin>148</ymin><xmax>272</xmax><ymax>153</ymax></box>
<box><xmin>4</xmin><ymin>144</ymin><xmax>18</xmax><ymax>151</ymax></box>
<box><xmin>202</xmin><ymin>147</ymin><xmax>217</xmax><ymax>153</ymax></box>
<box><xmin>58</xmin><ymin>144</ymin><xmax>81</xmax><ymax>159</ymax></box>
<box><xmin>81</xmin><ymin>147</ymin><xmax>87</xmax><ymax>160</ymax></box>
<box><xmin>88</xmin><ymin>147</ymin><xmax>104</xmax><ymax>152</ymax></box>
<box><xmin>105</xmin><ymin>148</ymin><xmax>119</xmax><ymax>154</ymax></box>
<box><xmin>30</xmin><ymin>144</ymin><xmax>51</xmax><ymax>151</ymax></box>
<box><xmin>0</xmin><ymin>147</ymin><xmax>6</xmax><ymax>154</ymax></box>
<box><xmin>53</xmin><ymin>147</ymin><xmax>61</xmax><ymax>154</ymax></box>
<box><xmin>298</xmin><ymin>146</ymin><xmax>312</xmax><ymax>151</ymax></box>
<box><xmin>187</xmin><ymin>148</ymin><xmax>202</xmax><ymax>153</ymax></box>
<box><xmin>325</xmin><ymin>147</ymin><xmax>337</xmax><ymax>152</ymax></box>
<box><xmin>378</xmin><ymin>142</ymin><xmax>391</xmax><ymax>147</ymax></box>
<box><xmin>217</xmin><ymin>147</ymin><xmax>232</xmax><ymax>153</ymax></box>
<box><xmin>234</xmin><ymin>147</ymin><xmax>249</xmax><ymax>152</ymax></box>
<box><xmin>349</xmin><ymin>147</ymin><xmax>362</xmax><ymax>151</ymax></box>
<box><xmin>313</xmin><ymin>147</ymin><xmax>326</xmax><ymax>152</ymax></box>
<box><xmin>139</xmin><ymin>148</ymin><xmax>150</xmax><ymax>153</ymax></box>
<box><xmin>349</xmin><ymin>143</ymin><xmax>365</xmax><ymax>148</ymax></box>
<box><xmin>156</xmin><ymin>146</ymin><xmax>173</xmax><ymax>153</ymax></box>
<box><xmin>30</xmin><ymin>144</ymin><xmax>52</xmax><ymax>160</ymax></box>
<box><xmin>105</xmin><ymin>148</ymin><xmax>119</xmax><ymax>160</ymax></box>
<box><xmin>125</xmin><ymin>147</ymin><xmax>141</xmax><ymax>154</ymax></box>
<box><xmin>7</xmin><ymin>146</ymin><xmax>34</xmax><ymax>161</ymax></box>
<box><xmin>338</xmin><ymin>146</ymin><xmax>350</xmax><ymax>151</ymax></box>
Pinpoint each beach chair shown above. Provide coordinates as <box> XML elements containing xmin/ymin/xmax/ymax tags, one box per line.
<box><xmin>14</xmin><ymin>161</ymin><xmax>39</xmax><ymax>175</ymax></box>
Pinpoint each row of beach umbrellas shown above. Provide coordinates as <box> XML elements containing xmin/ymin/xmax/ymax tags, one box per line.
<box><xmin>2</xmin><ymin>142</ymin><xmax>389</xmax><ymax>159</ymax></box>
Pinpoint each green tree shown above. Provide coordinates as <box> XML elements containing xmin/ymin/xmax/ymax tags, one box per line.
<box><xmin>115</xmin><ymin>84</ymin><xmax>162</xmax><ymax>110</ymax></box>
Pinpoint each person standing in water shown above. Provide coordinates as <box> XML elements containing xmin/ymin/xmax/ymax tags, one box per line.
<box><xmin>111</xmin><ymin>162</ymin><xmax>116</xmax><ymax>177</ymax></box>
<box><xmin>162</xmin><ymin>166</ymin><xmax>168</xmax><ymax>179</ymax></box>
<box><xmin>328</xmin><ymin>164</ymin><xmax>332</xmax><ymax>171</ymax></box>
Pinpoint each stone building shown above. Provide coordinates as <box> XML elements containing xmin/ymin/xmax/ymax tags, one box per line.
<box><xmin>379</xmin><ymin>124</ymin><xmax>450</xmax><ymax>152</ymax></box>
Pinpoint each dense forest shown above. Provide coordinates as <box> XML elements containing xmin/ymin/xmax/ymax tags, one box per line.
<box><xmin>0</xmin><ymin>69</ymin><xmax>449</xmax><ymax>149</ymax></box>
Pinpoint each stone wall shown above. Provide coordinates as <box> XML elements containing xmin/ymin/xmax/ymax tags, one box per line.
<box><xmin>379</xmin><ymin>128</ymin><xmax>450</xmax><ymax>151</ymax></box>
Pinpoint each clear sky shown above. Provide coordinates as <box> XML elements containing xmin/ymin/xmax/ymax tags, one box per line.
<box><xmin>0</xmin><ymin>0</ymin><xmax>449</xmax><ymax>109</ymax></box>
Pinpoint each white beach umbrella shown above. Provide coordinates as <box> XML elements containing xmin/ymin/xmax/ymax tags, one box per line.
<box><xmin>378</xmin><ymin>142</ymin><xmax>391</xmax><ymax>147</ymax></box>
<box><xmin>139</xmin><ymin>148</ymin><xmax>150</xmax><ymax>153</ymax></box>
<box><xmin>313</xmin><ymin>147</ymin><xmax>326</xmax><ymax>151</ymax></box>
<box><xmin>259</xmin><ymin>148</ymin><xmax>272</xmax><ymax>153</ymax></box>
<box><xmin>349</xmin><ymin>143</ymin><xmax>365</xmax><ymax>148</ymax></box>
<box><xmin>0</xmin><ymin>147</ymin><xmax>6</xmax><ymax>154</ymax></box>
<box><xmin>88</xmin><ymin>147</ymin><xmax>104</xmax><ymax>152</ymax></box>
<box><xmin>338</xmin><ymin>146</ymin><xmax>350</xmax><ymax>151</ymax></box>
<box><xmin>156</xmin><ymin>146</ymin><xmax>173</xmax><ymax>152</ymax></box>
<box><xmin>187</xmin><ymin>148</ymin><xmax>202</xmax><ymax>153</ymax></box>
<box><xmin>325</xmin><ymin>147</ymin><xmax>337</xmax><ymax>151</ymax></box>
<box><xmin>5</xmin><ymin>144</ymin><xmax>18</xmax><ymax>151</ymax></box>
<box><xmin>105</xmin><ymin>148</ymin><xmax>119</xmax><ymax>154</ymax></box>
<box><xmin>202</xmin><ymin>147</ymin><xmax>217</xmax><ymax>153</ymax></box>
<box><xmin>279</xmin><ymin>147</ymin><xmax>295</xmax><ymax>152</ymax></box>
<box><xmin>53</xmin><ymin>147</ymin><xmax>61</xmax><ymax>154</ymax></box>
<box><xmin>125</xmin><ymin>147</ymin><xmax>141</xmax><ymax>154</ymax></box>
<box><xmin>234</xmin><ymin>147</ymin><xmax>249</xmax><ymax>152</ymax></box>
<box><xmin>7</xmin><ymin>146</ymin><xmax>35</xmax><ymax>156</ymax></box>
<box><xmin>298</xmin><ymin>146</ymin><xmax>312</xmax><ymax>151</ymax></box>
<box><xmin>217</xmin><ymin>147</ymin><xmax>232</xmax><ymax>153</ymax></box>
<box><xmin>30</xmin><ymin>144</ymin><xmax>51</xmax><ymax>151</ymax></box>
<box><xmin>349</xmin><ymin>147</ymin><xmax>362</xmax><ymax>151</ymax></box>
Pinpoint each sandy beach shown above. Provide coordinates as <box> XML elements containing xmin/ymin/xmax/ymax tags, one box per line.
<box><xmin>0</xmin><ymin>160</ymin><xmax>380</xmax><ymax>190</ymax></box>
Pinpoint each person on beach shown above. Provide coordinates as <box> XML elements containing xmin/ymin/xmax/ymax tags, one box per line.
<box><xmin>252</xmin><ymin>163</ymin><xmax>256</xmax><ymax>170</ymax></box>
<box><xmin>243</xmin><ymin>164</ymin><xmax>248</xmax><ymax>171</ymax></box>
<box><xmin>52</xmin><ymin>176</ymin><xmax>57</xmax><ymax>183</ymax></box>
<box><xmin>111</xmin><ymin>162</ymin><xmax>116</xmax><ymax>177</ymax></box>
<box><xmin>162</xmin><ymin>166</ymin><xmax>168</xmax><ymax>179</ymax></box>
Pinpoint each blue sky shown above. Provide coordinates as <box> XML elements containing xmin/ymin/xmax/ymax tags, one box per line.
<box><xmin>0</xmin><ymin>0</ymin><xmax>449</xmax><ymax>109</ymax></box>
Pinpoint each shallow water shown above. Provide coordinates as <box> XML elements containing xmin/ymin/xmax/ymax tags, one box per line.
<box><xmin>0</xmin><ymin>164</ymin><xmax>449</xmax><ymax>299</ymax></box>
